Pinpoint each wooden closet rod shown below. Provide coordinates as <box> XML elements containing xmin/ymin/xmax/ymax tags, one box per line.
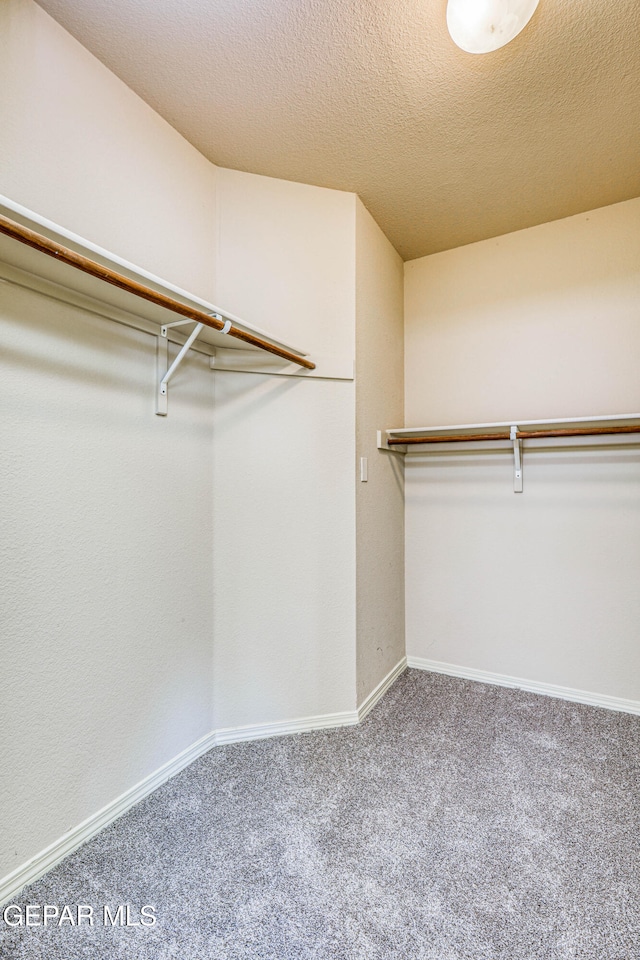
<box><xmin>388</xmin><ymin>425</ymin><xmax>640</xmax><ymax>446</ymax></box>
<box><xmin>0</xmin><ymin>214</ymin><xmax>316</xmax><ymax>370</ymax></box>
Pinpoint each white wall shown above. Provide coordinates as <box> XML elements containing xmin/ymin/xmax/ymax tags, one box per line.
<box><xmin>0</xmin><ymin>0</ymin><xmax>219</xmax><ymax>883</ymax></box>
<box><xmin>0</xmin><ymin>2</ymin><xmax>366</xmax><ymax>884</ymax></box>
<box><xmin>0</xmin><ymin>0</ymin><xmax>404</xmax><ymax>894</ymax></box>
<box><xmin>355</xmin><ymin>199</ymin><xmax>405</xmax><ymax>704</ymax></box>
<box><xmin>211</xmin><ymin>169</ymin><xmax>357</xmax><ymax>728</ymax></box>
<box><xmin>0</xmin><ymin>0</ymin><xmax>217</xmax><ymax>299</ymax></box>
<box><xmin>404</xmin><ymin>199</ymin><xmax>640</xmax><ymax>702</ymax></box>
<box><xmin>0</xmin><ymin>279</ymin><xmax>214</xmax><ymax>882</ymax></box>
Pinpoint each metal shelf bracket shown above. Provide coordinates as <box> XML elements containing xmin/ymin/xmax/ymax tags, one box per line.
<box><xmin>511</xmin><ymin>424</ymin><xmax>523</xmax><ymax>493</ymax></box>
<box><xmin>156</xmin><ymin>316</ymin><xmax>221</xmax><ymax>416</ymax></box>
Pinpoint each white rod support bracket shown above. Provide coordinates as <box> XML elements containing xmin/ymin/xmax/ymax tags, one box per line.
<box><xmin>156</xmin><ymin>333</ymin><xmax>168</xmax><ymax>416</ymax></box>
<box><xmin>511</xmin><ymin>425</ymin><xmax>523</xmax><ymax>493</ymax></box>
<box><xmin>211</xmin><ymin>313</ymin><xmax>232</xmax><ymax>334</ymax></box>
<box><xmin>156</xmin><ymin>321</ymin><xmax>204</xmax><ymax>416</ymax></box>
<box><xmin>161</xmin><ymin>319</ymin><xmax>194</xmax><ymax>338</ymax></box>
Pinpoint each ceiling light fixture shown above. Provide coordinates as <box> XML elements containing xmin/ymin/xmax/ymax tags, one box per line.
<box><xmin>446</xmin><ymin>0</ymin><xmax>539</xmax><ymax>54</ymax></box>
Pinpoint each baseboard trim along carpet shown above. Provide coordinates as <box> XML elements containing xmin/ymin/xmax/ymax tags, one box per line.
<box><xmin>0</xmin><ymin>728</ymin><xmax>216</xmax><ymax>907</ymax></box>
<box><xmin>357</xmin><ymin>656</ymin><xmax>408</xmax><ymax>722</ymax></box>
<box><xmin>214</xmin><ymin>709</ymin><xmax>360</xmax><ymax>746</ymax></box>
<box><xmin>3</xmin><ymin>711</ymin><xmax>353</xmax><ymax>904</ymax></box>
<box><xmin>407</xmin><ymin>656</ymin><xmax>640</xmax><ymax>716</ymax></box>
<box><xmin>2</xmin><ymin>659</ymin><xmax>409</xmax><ymax>906</ymax></box>
<box><xmin>215</xmin><ymin>656</ymin><xmax>408</xmax><ymax>744</ymax></box>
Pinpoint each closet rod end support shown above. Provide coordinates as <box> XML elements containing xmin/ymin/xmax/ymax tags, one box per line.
<box><xmin>511</xmin><ymin>425</ymin><xmax>523</xmax><ymax>493</ymax></box>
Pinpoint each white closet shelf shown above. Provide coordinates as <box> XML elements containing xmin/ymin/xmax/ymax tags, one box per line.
<box><xmin>0</xmin><ymin>195</ymin><xmax>310</xmax><ymax>361</ymax></box>
<box><xmin>379</xmin><ymin>413</ymin><xmax>640</xmax><ymax>446</ymax></box>
<box><xmin>0</xmin><ymin>196</ymin><xmax>356</xmax><ymax>411</ymax></box>
<box><xmin>378</xmin><ymin>414</ymin><xmax>640</xmax><ymax>493</ymax></box>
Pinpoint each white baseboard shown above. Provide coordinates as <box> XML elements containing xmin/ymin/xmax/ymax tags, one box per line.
<box><xmin>2</xmin><ymin>666</ymin><xmax>409</xmax><ymax>907</ymax></box>
<box><xmin>407</xmin><ymin>656</ymin><xmax>640</xmax><ymax>716</ymax></box>
<box><xmin>358</xmin><ymin>656</ymin><xmax>407</xmax><ymax>722</ymax></box>
<box><xmin>216</xmin><ymin>656</ymin><xmax>409</xmax><ymax>745</ymax></box>
<box><xmin>215</xmin><ymin>709</ymin><xmax>359</xmax><ymax>745</ymax></box>
<box><xmin>0</xmin><ymin>728</ymin><xmax>217</xmax><ymax>908</ymax></box>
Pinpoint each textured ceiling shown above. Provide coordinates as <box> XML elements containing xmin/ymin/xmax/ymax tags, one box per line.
<box><xmin>36</xmin><ymin>0</ymin><xmax>640</xmax><ymax>260</ymax></box>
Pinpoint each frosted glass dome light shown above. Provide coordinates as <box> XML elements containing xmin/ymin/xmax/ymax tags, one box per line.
<box><xmin>446</xmin><ymin>0</ymin><xmax>540</xmax><ymax>54</ymax></box>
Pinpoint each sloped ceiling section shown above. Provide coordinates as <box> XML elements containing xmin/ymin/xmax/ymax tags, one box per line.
<box><xmin>36</xmin><ymin>0</ymin><xmax>640</xmax><ymax>260</ymax></box>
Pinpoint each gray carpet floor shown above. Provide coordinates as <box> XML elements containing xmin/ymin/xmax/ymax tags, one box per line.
<box><xmin>2</xmin><ymin>669</ymin><xmax>639</xmax><ymax>959</ymax></box>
